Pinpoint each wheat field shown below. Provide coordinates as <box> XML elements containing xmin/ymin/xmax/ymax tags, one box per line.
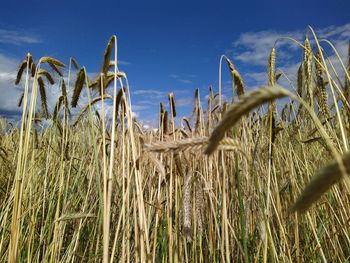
<box><xmin>1</xmin><ymin>27</ymin><xmax>350</xmax><ymax>262</ymax></box>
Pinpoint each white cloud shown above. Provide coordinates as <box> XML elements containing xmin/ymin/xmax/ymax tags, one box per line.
<box><xmin>0</xmin><ymin>53</ymin><xmax>22</xmax><ymax>120</ymax></box>
<box><xmin>245</xmin><ymin>72</ymin><xmax>267</xmax><ymax>84</ymax></box>
<box><xmin>131</xmin><ymin>111</ymin><xmax>139</xmax><ymax>119</ymax></box>
<box><xmin>132</xmin><ymin>104</ymin><xmax>151</xmax><ymax>111</ymax></box>
<box><xmin>229</xmin><ymin>23</ymin><xmax>350</xmax><ymax>68</ymax></box>
<box><xmin>229</xmin><ymin>23</ymin><xmax>350</xmax><ymax>89</ymax></box>
<box><xmin>229</xmin><ymin>30</ymin><xmax>303</xmax><ymax>66</ymax></box>
<box><xmin>0</xmin><ymin>29</ymin><xmax>42</xmax><ymax>45</ymax></box>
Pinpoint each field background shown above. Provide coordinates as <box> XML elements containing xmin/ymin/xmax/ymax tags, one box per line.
<box><xmin>0</xmin><ymin>27</ymin><xmax>350</xmax><ymax>263</ymax></box>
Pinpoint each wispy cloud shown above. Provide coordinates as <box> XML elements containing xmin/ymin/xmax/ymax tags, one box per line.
<box><xmin>132</xmin><ymin>89</ymin><xmax>165</xmax><ymax>99</ymax></box>
<box><xmin>169</xmin><ymin>74</ymin><xmax>195</xmax><ymax>84</ymax></box>
<box><xmin>0</xmin><ymin>29</ymin><xmax>42</xmax><ymax>45</ymax></box>
<box><xmin>176</xmin><ymin>97</ymin><xmax>193</xmax><ymax>107</ymax></box>
<box><xmin>118</xmin><ymin>60</ymin><xmax>131</xmax><ymax>66</ymax></box>
<box><xmin>317</xmin><ymin>23</ymin><xmax>350</xmax><ymax>40</ymax></box>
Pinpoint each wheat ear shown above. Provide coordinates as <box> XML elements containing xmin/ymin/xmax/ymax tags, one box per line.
<box><xmin>205</xmin><ymin>86</ymin><xmax>291</xmax><ymax>155</ymax></box>
<box><xmin>291</xmin><ymin>152</ymin><xmax>350</xmax><ymax>213</ymax></box>
<box><xmin>225</xmin><ymin>57</ymin><xmax>245</xmax><ymax>97</ymax></box>
<box><xmin>71</xmin><ymin>68</ymin><xmax>86</xmax><ymax>107</ymax></box>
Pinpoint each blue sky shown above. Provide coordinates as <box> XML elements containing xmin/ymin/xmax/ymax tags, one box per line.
<box><xmin>0</xmin><ymin>0</ymin><xmax>349</xmax><ymax>126</ymax></box>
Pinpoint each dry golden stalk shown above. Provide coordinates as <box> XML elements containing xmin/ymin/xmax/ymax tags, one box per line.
<box><xmin>205</xmin><ymin>86</ymin><xmax>290</xmax><ymax>155</ymax></box>
<box><xmin>71</xmin><ymin>68</ymin><xmax>86</xmax><ymax>107</ymax></box>
<box><xmin>291</xmin><ymin>152</ymin><xmax>350</xmax><ymax>213</ymax></box>
<box><xmin>225</xmin><ymin>57</ymin><xmax>245</xmax><ymax>97</ymax></box>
